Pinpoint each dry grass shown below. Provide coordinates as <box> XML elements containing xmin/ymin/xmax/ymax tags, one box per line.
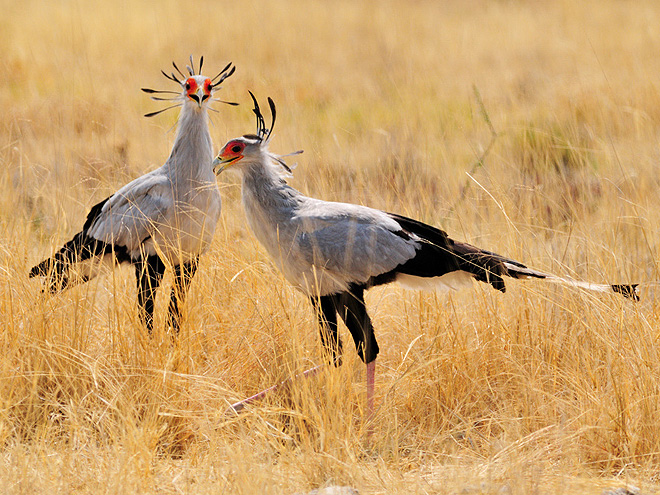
<box><xmin>3</xmin><ymin>0</ymin><xmax>660</xmax><ymax>493</ymax></box>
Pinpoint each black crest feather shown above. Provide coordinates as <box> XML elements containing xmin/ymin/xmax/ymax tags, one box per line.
<box><xmin>143</xmin><ymin>57</ymin><xmax>237</xmax><ymax>117</ymax></box>
<box><xmin>248</xmin><ymin>91</ymin><xmax>276</xmax><ymax>142</ymax></box>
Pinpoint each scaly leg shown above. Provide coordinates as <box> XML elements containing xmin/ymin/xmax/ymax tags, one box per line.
<box><xmin>226</xmin><ymin>364</ymin><xmax>324</xmax><ymax>415</ymax></box>
<box><xmin>366</xmin><ymin>359</ymin><xmax>376</xmax><ymax>436</ymax></box>
<box><xmin>226</xmin><ymin>295</ymin><xmax>340</xmax><ymax>414</ymax></box>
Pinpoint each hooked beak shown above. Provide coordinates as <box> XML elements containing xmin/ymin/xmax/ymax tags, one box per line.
<box><xmin>212</xmin><ymin>155</ymin><xmax>241</xmax><ymax>175</ymax></box>
<box><xmin>189</xmin><ymin>88</ymin><xmax>206</xmax><ymax>107</ymax></box>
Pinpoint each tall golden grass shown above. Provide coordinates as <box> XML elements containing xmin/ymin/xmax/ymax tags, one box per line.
<box><xmin>3</xmin><ymin>0</ymin><xmax>660</xmax><ymax>492</ymax></box>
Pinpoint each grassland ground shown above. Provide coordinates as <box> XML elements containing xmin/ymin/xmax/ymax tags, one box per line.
<box><xmin>2</xmin><ymin>0</ymin><xmax>660</xmax><ymax>493</ymax></box>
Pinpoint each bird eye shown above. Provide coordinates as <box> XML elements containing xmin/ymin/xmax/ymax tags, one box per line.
<box><xmin>231</xmin><ymin>145</ymin><xmax>242</xmax><ymax>153</ymax></box>
<box><xmin>204</xmin><ymin>79</ymin><xmax>213</xmax><ymax>93</ymax></box>
<box><xmin>184</xmin><ymin>78</ymin><xmax>198</xmax><ymax>94</ymax></box>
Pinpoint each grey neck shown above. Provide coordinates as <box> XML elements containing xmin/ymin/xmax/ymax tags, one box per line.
<box><xmin>164</xmin><ymin>104</ymin><xmax>214</xmax><ymax>184</ymax></box>
<box><xmin>242</xmin><ymin>157</ymin><xmax>301</xmax><ymax>211</ymax></box>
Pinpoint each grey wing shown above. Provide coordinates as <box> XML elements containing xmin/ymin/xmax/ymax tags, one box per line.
<box><xmin>294</xmin><ymin>203</ymin><xmax>419</xmax><ymax>285</ymax></box>
<box><xmin>86</xmin><ymin>173</ymin><xmax>171</xmax><ymax>257</ymax></box>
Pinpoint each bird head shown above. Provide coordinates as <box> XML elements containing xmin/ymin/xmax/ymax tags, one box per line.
<box><xmin>214</xmin><ymin>91</ymin><xmax>301</xmax><ymax>176</ymax></box>
<box><xmin>141</xmin><ymin>56</ymin><xmax>238</xmax><ymax>118</ymax></box>
<box><xmin>212</xmin><ymin>135</ymin><xmax>261</xmax><ymax>174</ymax></box>
<box><xmin>182</xmin><ymin>75</ymin><xmax>213</xmax><ymax>108</ymax></box>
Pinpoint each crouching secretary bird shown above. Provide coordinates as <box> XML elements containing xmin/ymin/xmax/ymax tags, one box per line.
<box><xmin>213</xmin><ymin>93</ymin><xmax>639</xmax><ymax>418</ymax></box>
<box><xmin>30</xmin><ymin>57</ymin><xmax>237</xmax><ymax>335</ymax></box>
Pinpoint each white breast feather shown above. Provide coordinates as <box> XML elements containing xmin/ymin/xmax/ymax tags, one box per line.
<box><xmin>395</xmin><ymin>271</ymin><xmax>475</xmax><ymax>292</ymax></box>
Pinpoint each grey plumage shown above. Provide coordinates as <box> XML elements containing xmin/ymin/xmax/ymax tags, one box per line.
<box><xmin>216</xmin><ymin>133</ymin><xmax>637</xmax><ymax>306</ymax></box>
<box><xmin>85</xmin><ymin>103</ymin><xmax>219</xmax><ymax>264</ymax></box>
<box><xmin>30</xmin><ymin>60</ymin><xmax>236</xmax><ymax>333</ymax></box>
<box><xmin>214</xmin><ymin>94</ymin><xmax>637</xmax><ymax>417</ymax></box>
<box><xmin>241</xmin><ymin>170</ymin><xmax>419</xmax><ymax>296</ymax></box>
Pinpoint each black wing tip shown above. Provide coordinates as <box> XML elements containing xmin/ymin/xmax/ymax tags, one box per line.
<box><xmin>611</xmin><ymin>284</ymin><xmax>640</xmax><ymax>301</ymax></box>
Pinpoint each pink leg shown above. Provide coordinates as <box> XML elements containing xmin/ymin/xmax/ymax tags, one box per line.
<box><xmin>226</xmin><ymin>364</ymin><xmax>324</xmax><ymax>415</ymax></box>
<box><xmin>366</xmin><ymin>360</ymin><xmax>376</xmax><ymax>436</ymax></box>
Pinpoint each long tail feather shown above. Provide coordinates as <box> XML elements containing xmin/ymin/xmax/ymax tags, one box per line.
<box><xmin>386</xmin><ymin>212</ymin><xmax>639</xmax><ymax>301</ymax></box>
<box><xmin>503</xmin><ymin>262</ymin><xmax>640</xmax><ymax>300</ymax></box>
<box><xmin>612</xmin><ymin>284</ymin><xmax>640</xmax><ymax>300</ymax></box>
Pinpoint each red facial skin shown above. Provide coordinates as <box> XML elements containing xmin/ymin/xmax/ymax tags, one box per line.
<box><xmin>220</xmin><ymin>140</ymin><xmax>246</xmax><ymax>161</ymax></box>
<box><xmin>185</xmin><ymin>78</ymin><xmax>213</xmax><ymax>103</ymax></box>
<box><xmin>203</xmin><ymin>78</ymin><xmax>213</xmax><ymax>95</ymax></box>
<box><xmin>184</xmin><ymin>78</ymin><xmax>198</xmax><ymax>97</ymax></box>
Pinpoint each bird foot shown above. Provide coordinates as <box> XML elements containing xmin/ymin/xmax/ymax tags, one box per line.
<box><xmin>224</xmin><ymin>364</ymin><xmax>324</xmax><ymax>416</ymax></box>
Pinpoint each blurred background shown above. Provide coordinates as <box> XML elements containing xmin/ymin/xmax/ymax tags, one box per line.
<box><xmin>2</xmin><ymin>1</ymin><xmax>660</xmax><ymax>493</ymax></box>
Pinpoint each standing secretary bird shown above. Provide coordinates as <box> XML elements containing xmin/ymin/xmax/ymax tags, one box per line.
<box><xmin>30</xmin><ymin>57</ymin><xmax>237</xmax><ymax>335</ymax></box>
<box><xmin>213</xmin><ymin>93</ymin><xmax>638</xmax><ymax>419</ymax></box>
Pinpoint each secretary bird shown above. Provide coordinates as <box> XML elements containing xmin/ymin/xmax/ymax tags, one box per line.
<box><xmin>30</xmin><ymin>57</ymin><xmax>236</xmax><ymax>335</ymax></box>
<box><xmin>213</xmin><ymin>93</ymin><xmax>638</xmax><ymax>419</ymax></box>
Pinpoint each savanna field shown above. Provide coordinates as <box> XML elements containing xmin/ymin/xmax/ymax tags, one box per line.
<box><xmin>3</xmin><ymin>0</ymin><xmax>660</xmax><ymax>493</ymax></box>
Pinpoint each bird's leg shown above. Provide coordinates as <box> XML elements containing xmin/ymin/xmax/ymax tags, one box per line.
<box><xmin>135</xmin><ymin>255</ymin><xmax>166</xmax><ymax>335</ymax></box>
<box><xmin>366</xmin><ymin>359</ymin><xmax>376</xmax><ymax>434</ymax></box>
<box><xmin>226</xmin><ymin>295</ymin><xmax>342</xmax><ymax>414</ymax></box>
<box><xmin>226</xmin><ymin>364</ymin><xmax>324</xmax><ymax>415</ymax></box>
<box><xmin>315</xmin><ymin>294</ymin><xmax>343</xmax><ymax>366</ymax></box>
<box><xmin>167</xmin><ymin>256</ymin><xmax>199</xmax><ymax>335</ymax></box>
<box><xmin>337</xmin><ymin>287</ymin><xmax>379</xmax><ymax>433</ymax></box>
